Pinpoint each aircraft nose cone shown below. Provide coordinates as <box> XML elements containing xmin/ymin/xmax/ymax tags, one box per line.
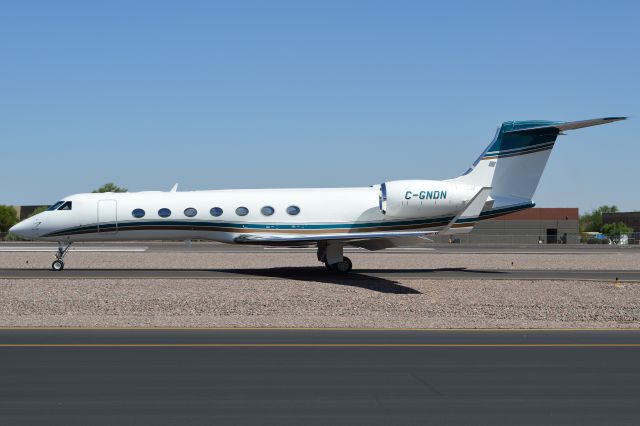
<box><xmin>9</xmin><ymin>220</ymin><xmax>32</xmax><ymax>239</ymax></box>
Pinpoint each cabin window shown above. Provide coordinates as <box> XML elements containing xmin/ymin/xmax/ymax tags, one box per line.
<box><xmin>260</xmin><ymin>206</ymin><xmax>275</xmax><ymax>216</ymax></box>
<box><xmin>47</xmin><ymin>201</ymin><xmax>64</xmax><ymax>211</ymax></box>
<box><xmin>235</xmin><ymin>207</ymin><xmax>249</xmax><ymax>216</ymax></box>
<box><xmin>158</xmin><ymin>208</ymin><xmax>172</xmax><ymax>218</ymax></box>
<box><xmin>286</xmin><ymin>205</ymin><xmax>300</xmax><ymax>216</ymax></box>
<box><xmin>210</xmin><ymin>207</ymin><xmax>223</xmax><ymax>217</ymax></box>
<box><xmin>184</xmin><ymin>207</ymin><xmax>197</xmax><ymax>217</ymax></box>
<box><xmin>58</xmin><ymin>201</ymin><xmax>72</xmax><ymax>211</ymax></box>
<box><xmin>132</xmin><ymin>208</ymin><xmax>145</xmax><ymax>218</ymax></box>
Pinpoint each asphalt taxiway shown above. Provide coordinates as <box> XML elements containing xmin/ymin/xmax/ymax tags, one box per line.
<box><xmin>1</xmin><ymin>267</ymin><xmax>639</xmax><ymax>281</ymax></box>
<box><xmin>1</xmin><ymin>328</ymin><xmax>639</xmax><ymax>425</ymax></box>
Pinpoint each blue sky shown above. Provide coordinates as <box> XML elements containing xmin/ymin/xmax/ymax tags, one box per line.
<box><xmin>1</xmin><ymin>0</ymin><xmax>638</xmax><ymax>212</ymax></box>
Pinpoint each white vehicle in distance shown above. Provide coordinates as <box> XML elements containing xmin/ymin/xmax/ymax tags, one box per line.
<box><xmin>10</xmin><ymin>117</ymin><xmax>626</xmax><ymax>272</ymax></box>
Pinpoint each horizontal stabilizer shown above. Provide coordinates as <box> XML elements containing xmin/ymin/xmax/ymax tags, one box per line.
<box><xmin>503</xmin><ymin>117</ymin><xmax>626</xmax><ymax>134</ymax></box>
<box><xmin>452</xmin><ymin>116</ymin><xmax>626</xmax><ymax>203</ymax></box>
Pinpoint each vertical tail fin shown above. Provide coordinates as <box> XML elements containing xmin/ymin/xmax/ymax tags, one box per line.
<box><xmin>452</xmin><ymin>117</ymin><xmax>626</xmax><ymax>208</ymax></box>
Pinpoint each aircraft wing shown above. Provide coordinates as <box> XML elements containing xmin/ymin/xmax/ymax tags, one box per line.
<box><xmin>236</xmin><ymin>187</ymin><xmax>494</xmax><ymax>248</ymax></box>
<box><xmin>234</xmin><ymin>230</ymin><xmax>435</xmax><ymax>250</ymax></box>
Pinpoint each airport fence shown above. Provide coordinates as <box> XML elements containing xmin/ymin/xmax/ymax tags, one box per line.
<box><xmin>434</xmin><ymin>233</ymin><xmax>639</xmax><ymax>245</ymax></box>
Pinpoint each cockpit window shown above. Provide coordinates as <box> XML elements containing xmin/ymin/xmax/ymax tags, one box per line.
<box><xmin>58</xmin><ymin>201</ymin><xmax>72</xmax><ymax>211</ymax></box>
<box><xmin>47</xmin><ymin>201</ymin><xmax>64</xmax><ymax>211</ymax></box>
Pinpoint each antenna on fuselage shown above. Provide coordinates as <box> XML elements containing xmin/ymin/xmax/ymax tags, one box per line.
<box><xmin>170</xmin><ymin>183</ymin><xmax>179</xmax><ymax>192</ymax></box>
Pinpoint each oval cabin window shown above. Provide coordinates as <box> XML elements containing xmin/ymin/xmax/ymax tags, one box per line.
<box><xmin>132</xmin><ymin>208</ymin><xmax>145</xmax><ymax>218</ymax></box>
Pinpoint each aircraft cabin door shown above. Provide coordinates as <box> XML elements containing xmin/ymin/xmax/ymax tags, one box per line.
<box><xmin>97</xmin><ymin>200</ymin><xmax>118</xmax><ymax>234</ymax></box>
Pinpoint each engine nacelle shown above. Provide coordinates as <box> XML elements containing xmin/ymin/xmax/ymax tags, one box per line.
<box><xmin>379</xmin><ymin>180</ymin><xmax>478</xmax><ymax>218</ymax></box>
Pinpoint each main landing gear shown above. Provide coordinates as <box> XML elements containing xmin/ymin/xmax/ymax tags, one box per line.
<box><xmin>52</xmin><ymin>242</ymin><xmax>72</xmax><ymax>271</ymax></box>
<box><xmin>317</xmin><ymin>242</ymin><xmax>353</xmax><ymax>273</ymax></box>
<box><xmin>325</xmin><ymin>257</ymin><xmax>352</xmax><ymax>273</ymax></box>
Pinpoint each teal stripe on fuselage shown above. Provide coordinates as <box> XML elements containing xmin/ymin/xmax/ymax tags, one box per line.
<box><xmin>43</xmin><ymin>215</ymin><xmax>454</xmax><ymax>237</ymax></box>
<box><xmin>42</xmin><ymin>202</ymin><xmax>534</xmax><ymax>238</ymax></box>
<box><xmin>455</xmin><ymin>202</ymin><xmax>535</xmax><ymax>224</ymax></box>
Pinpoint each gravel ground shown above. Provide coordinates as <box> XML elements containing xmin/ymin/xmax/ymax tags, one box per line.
<box><xmin>1</xmin><ymin>251</ymin><xmax>639</xmax><ymax>328</ymax></box>
<box><xmin>0</xmin><ymin>250</ymin><xmax>639</xmax><ymax>270</ymax></box>
<box><xmin>0</xmin><ymin>278</ymin><xmax>638</xmax><ymax>328</ymax></box>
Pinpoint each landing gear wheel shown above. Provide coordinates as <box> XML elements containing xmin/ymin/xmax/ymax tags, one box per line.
<box><xmin>325</xmin><ymin>256</ymin><xmax>352</xmax><ymax>273</ymax></box>
<box><xmin>51</xmin><ymin>241</ymin><xmax>72</xmax><ymax>271</ymax></box>
<box><xmin>52</xmin><ymin>260</ymin><xmax>64</xmax><ymax>271</ymax></box>
<box><xmin>340</xmin><ymin>256</ymin><xmax>352</xmax><ymax>272</ymax></box>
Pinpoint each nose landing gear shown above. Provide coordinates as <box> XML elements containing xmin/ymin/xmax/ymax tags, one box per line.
<box><xmin>51</xmin><ymin>242</ymin><xmax>72</xmax><ymax>271</ymax></box>
<box><xmin>52</xmin><ymin>259</ymin><xmax>64</xmax><ymax>271</ymax></box>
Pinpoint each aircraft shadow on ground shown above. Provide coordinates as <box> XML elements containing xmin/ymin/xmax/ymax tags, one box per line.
<box><xmin>190</xmin><ymin>266</ymin><xmax>506</xmax><ymax>294</ymax></box>
<box><xmin>2</xmin><ymin>266</ymin><xmax>511</xmax><ymax>295</ymax></box>
<box><xmin>356</xmin><ymin>267</ymin><xmax>507</xmax><ymax>275</ymax></box>
<box><xmin>214</xmin><ymin>267</ymin><xmax>422</xmax><ymax>294</ymax></box>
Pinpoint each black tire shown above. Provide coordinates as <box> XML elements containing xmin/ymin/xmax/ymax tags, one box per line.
<box><xmin>52</xmin><ymin>260</ymin><xmax>64</xmax><ymax>271</ymax></box>
<box><xmin>326</xmin><ymin>257</ymin><xmax>352</xmax><ymax>273</ymax></box>
<box><xmin>340</xmin><ymin>256</ymin><xmax>353</xmax><ymax>273</ymax></box>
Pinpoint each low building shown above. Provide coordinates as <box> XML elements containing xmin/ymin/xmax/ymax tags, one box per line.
<box><xmin>13</xmin><ymin>205</ymin><xmax>47</xmax><ymax>221</ymax></box>
<box><xmin>602</xmin><ymin>212</ymin><xmax>640</xmax><ymax>232</ymax></box>
<box><xmin>602</xmin><ymin>212</ymin><xmax>639</xmax><ymax>244</ymax></box>
<box><xmin>453</xmin><ymin>207</ymin><xmax>580</xmax><ymax>244</ymax></box>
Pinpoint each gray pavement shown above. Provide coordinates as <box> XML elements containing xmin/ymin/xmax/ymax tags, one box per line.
<box><xmin>1</xmin><ymin>267</ymin><xmax>639</xmax><ymax>281</ymax></box>
<box><xmin>1</xmin><ymin>329</ymin><xmax>639</xmax><ymax>425</ymax></box>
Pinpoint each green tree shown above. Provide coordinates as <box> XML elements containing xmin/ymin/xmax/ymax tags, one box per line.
<box><xmin>601</xmin><ymin>221</ymin><xmax>633</xmax><ymax>244</ymax></box>
<box><xmin>92</xmin><ymin>182</ymin><xmax>128</xmax><ymax>193</ymax></box>
<box><xmin>2</xmin><ymin>206</ymin><xmax>46</xmax><ymax>241</ymax></box>
<box><xmin>3</xmin><ymin>232</ymin><xmax>23</xmax><ymax>241</ymax></box>
<box><xmin>0</xmin><ymin>205</ymin><xmax>19</xmax><ymax>233</ymax></box>
<box><xmin>580</xmin><ymin>205</ymin><xmax>619</xmax><ymax>232</ymax></box>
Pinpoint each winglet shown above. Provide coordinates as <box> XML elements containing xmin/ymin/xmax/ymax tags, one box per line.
<box><xmin>439</xmin><ymin>187</ymin><xmax>492</xmax><ymax>235</ymax></box>
<box><xmin>170</xmin><ymin>183</ymin><xmax>179</xmax><ymax>192</ymax></box>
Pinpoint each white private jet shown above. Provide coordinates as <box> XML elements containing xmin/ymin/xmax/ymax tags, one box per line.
<box><xmin>10</xmin><ymin>117</ymin><xmax>625</xmax><ymax>272</ymax></box>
